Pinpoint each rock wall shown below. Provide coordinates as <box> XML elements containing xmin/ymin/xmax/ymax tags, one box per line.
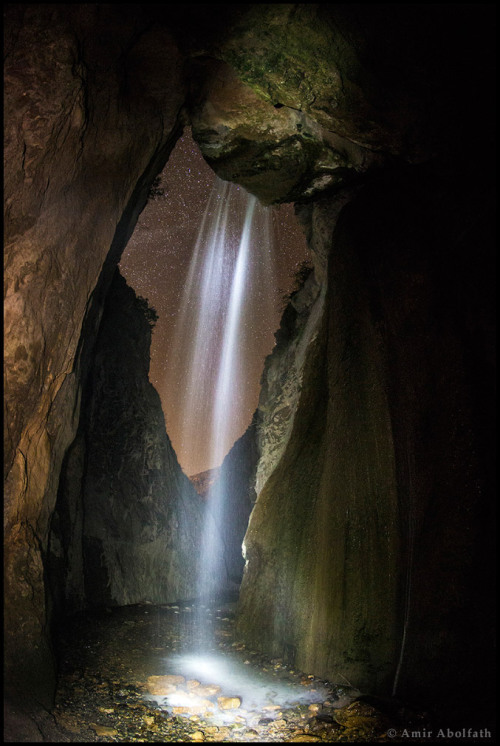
<box><xmin>238</xmin><ymin>189</ymin><xmax>400</xmax><ymax>693</ymax></box>
<box><xmin>3</xmin><ymin>4</ymin><xmax>187</xmax><ymax>703</ymax></box>
<box><xmin>237</xmin><ymin>162</ymin><xmax>495</xmax><ymax>717</ymax></box>
<box><xmin>48</xmin><ymin>271</ymin><xmax>205</xmax><ymax>614</ymax></box>
<box><xmin>253</xmin><ymin>195</ymin><xmax>352</xmax><ymax>496</ymax></box>
<box><xmin>208</xmin><ymin>414</ymin><xmax>260</xmax><ymax>586</ymax></box>
<box><xmin>348</xmin><ymin>165</ymin><xmax>496</xmax><ymax>715</ymax></box>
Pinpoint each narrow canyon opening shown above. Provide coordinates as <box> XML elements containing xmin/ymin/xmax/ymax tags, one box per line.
<box><xmin>119</xmin><ymin>128</ymin><xmax>310</xmax><ymax>480</ymax></box>
<box><xmin>117</xmin><ymin>128</ymin><xmax>312</xmax><ymax>602</ymax></box>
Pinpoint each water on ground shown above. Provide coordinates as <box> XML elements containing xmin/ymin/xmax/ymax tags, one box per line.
<box><xmin>45</xmin><ymin>600</ymin><xmax>429</xmax><ymax>742</ymax></box>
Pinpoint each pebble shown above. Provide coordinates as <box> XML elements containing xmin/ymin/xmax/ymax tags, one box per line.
<box><xmin>162</xmin><ymin>674</ymin><xmax>186</xmax><ymax>685</ymax></box>
<box><xmin>52</xmin><ymin>603</ymin><xmax>408</xmax><ymax>743</ymax></box>
<box><xmin>90</xmin><ymin>723</ymin><xmax>118</xmax><ymax>736</ymax></box>
<box><xmin>172</xmin><ymin>706</ymin><xmax>190</xmax><ymax>715</ymax></box>
<box><xmin>195</xmin><ymin>683</ymin><xmax>221</xmax><ymax>697</ymax></box>
<box><xmin>287</xmin><ymin>735</ymin><xmax>322</xmax><ymax>742</ymax></box>
<box><xmin>217</xmin><ymin>696</ymin><xmax>242</xmax><ymax>710</ymax></box>
<box><xmin>189</xmin><ymin>731</ymin><xmax>205</xmax><ymax>741</ymax></box>
<box><xmin>146</xmin><ymin>677</ymin><xmax>178</xmax><ymax>695</ymax></box>
<box><xmin>172</xmin><ymin>698</ymin><xmax>215</xmax><ymax>716</ymax></box>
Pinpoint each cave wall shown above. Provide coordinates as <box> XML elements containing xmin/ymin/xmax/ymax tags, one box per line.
<box><xmin>48</xmin><ymin>270</ymin><xmax>206</xmax><ymax>614</ymax></box>
<box><xmin>238</xmin><ymin>189</ymin><xmax>401</xmax><ymax>693</ymax></box>
<box><xmin>238</xmin><ymin>165</ymin><xmax>495</xmax><ymax>715</ymax></box>
<box><xmin>184</xmin><ymin>3</ymin><xmax>495</xmax><ymax>715</ymax></box>
<box><xmin>350</xmin><ymin>166</ymin><xmax>496</xmax><ymax>712</ymax></box>
<box><xmin>3</xmin><ymin>3</ymin><xmax>188</xmax><ymax>703</ymax></box>
<box><xmin>206</xmin><ymin>413</ymin><xmax>260</xmax><ymax>586</ymax></box>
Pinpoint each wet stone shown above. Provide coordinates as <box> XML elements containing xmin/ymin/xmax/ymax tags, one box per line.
<box><xmin>90</xmin><ymin>723</ymin><xmax>119</xmax><ymax>736</ymax></box>
<box><xmin>195</xmin><ymin>683</ymin><xmax>221</xmax><ymax>697</ymax></box>
<box><xmin>146</xmin><ymin>676</ymin><xmax>179</xmax><ymax>695</ymax></box>
<box><xmin>217</xmin><ymin>696</ymin><xmax>241</xmax><ymax>710</ymax></box>
<box><xmin>189</xmin><ymin>731</ymin><xmax>205</xmax><ymax>741</ymax></box>
<box><xmin>49</xmin><ymin>602</ymin><xmax>406</xmax><ymax>742</ymax></box>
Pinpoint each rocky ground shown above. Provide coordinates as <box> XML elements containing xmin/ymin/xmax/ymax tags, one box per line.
<box><xmin>6</xmin><ymin>600</ymin><xmax>433</xmax><ymax>742</ymax></box>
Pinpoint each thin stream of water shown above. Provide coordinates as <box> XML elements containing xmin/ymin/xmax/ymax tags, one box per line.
<box><xmin>168</xmin><ymin>180</ymin><xmax>275</xmax><ymax>646</ymax></box>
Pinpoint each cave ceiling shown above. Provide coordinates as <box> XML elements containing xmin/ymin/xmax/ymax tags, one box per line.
<box><xmin>180</xmin><ymin>3</ymin><xmax>466</xmax><ymax>204</ymax></box>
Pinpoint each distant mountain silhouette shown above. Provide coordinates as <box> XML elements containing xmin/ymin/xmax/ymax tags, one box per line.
<box><xmin>189</xmin><ymin>467</ymin><xmax>220</xmax><ymax>499</ymax></box>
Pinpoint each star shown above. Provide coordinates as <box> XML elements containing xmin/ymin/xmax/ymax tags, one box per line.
<box><xmin>120</xmin><ymin>128</ymin><xmax>310</xmax><ymax>476</ymax></box>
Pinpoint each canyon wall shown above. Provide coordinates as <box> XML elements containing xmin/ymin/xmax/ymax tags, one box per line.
<box><xmin>3</xmin><ymin>4</ymin><xmax>188</xmax><ymax>703</ymax></box>
<box><xmin>209</xmin><ymin>416</ymin><xmax>260</xmax><ymax>586</ymax></box>
<box><xmin>238</xmin><ymin>189</ymin><xmax>400</xmax><ymax>693</ymax></box>
<box><xmin>48</xmin><ymin>271</ymin><xmax>206</xmax><ymax>616</ymax></box>
<box><xmin>186</xmin><ymin>5</ymin><xmax>495</xmax><ymax>716</ymax></box>
<box><xmin>237</xmin><ymin>164</ymin><xmax>495</xmax><ymax>716</ymax></box>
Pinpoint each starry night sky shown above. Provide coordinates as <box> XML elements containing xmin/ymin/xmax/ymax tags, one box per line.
<box><xmin>119</xmin><ymin>129</ymin><xmax>310</xmax><ymax>476</ymax></box>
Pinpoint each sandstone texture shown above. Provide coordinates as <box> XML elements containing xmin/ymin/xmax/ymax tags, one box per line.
<box><xmin>238</xmin><ymin>188</ymin><xmax>400</xmax><ymax>692</ymax></box>
<box><xmin>237</xmin><ymin>163</ymin><xmax>495</xmax><ymax>704</ymax></box>
<box><xmin>189</xmin><ymin>58</ymin><xmax>381</xmax><ymax>205</ymax></box>
<box><xmin>206</xmin><ymin>414</ymin><xmax>260</xmax><ymax>585</ymax></box>
<box><xmin>4</xmin><ymin>4</ymin><xmax>190</xmax><ymax>704</ymax></box>
<box><xmin>49</xmin><ymin>271</ymin><xmax>206</xmax><ymax>612</ymax></box>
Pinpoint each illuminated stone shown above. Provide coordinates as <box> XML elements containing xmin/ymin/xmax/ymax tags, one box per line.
<box><xmin>147</xmin><ymin>674</ymin><xmax>184</xmax><ymax>695</ymax></box>
<box><xmin>195</xmin><ymin>683</ymin><xmax>221</xmax><ymax>697</ymax></box>
<box><xmin>217</xmin><ymin>696</ymin><xmax>242</xmax><ymax>710</ymax></box>
<box><xmin>189</xmin><ymin>731</ymin><xmax>205</xmax><ymax>741</ymax></box>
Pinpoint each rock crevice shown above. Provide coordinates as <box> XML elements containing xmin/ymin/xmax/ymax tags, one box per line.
<box><xmin>49</xmin><ymin>270</ymin><xmax>206</xmax><ymax>612</ymax></box>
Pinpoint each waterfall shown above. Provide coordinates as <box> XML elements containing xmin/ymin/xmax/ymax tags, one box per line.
<box><xmin>169</xmin><ymin>178</ymin><xmax>275</xmax><ymax>478</ymax></box>
<box><xmin>171</xmin><ymin>180</ymin><xmax>235</xmax><ymax>470</ymax></box>
<box><xmin>168</xmin><ymin>177</ymin><xmax>275</xmax><ymax>647</ymax></box>
<box><xmin>212</xmin><ymin>196</ymin><xmax>257</xmax><ymax>468</ymax></box>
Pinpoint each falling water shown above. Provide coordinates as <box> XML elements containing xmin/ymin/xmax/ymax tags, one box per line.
<box><xmin>170</xmin><ymin>179</ymin><xmax>275</xmax><ymax>478</ymax></box>
<box><xmin>196</xmin><ymin>196</ymin><xmax>257</xmax><ymax>606</ymax></box>
<box><xmin>168</xmin><ymin>177</ymin><xmax>275</xmax><ymax>648</ymax></box>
